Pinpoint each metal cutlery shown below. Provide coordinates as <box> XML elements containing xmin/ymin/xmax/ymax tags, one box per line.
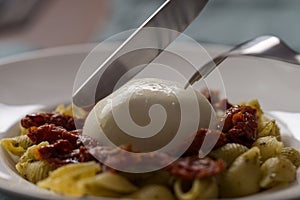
<box><xmin>73</xmin><ymin>0</ymin><xmax>209</xmax><ymax>107</ymax></box>
<box><xmin>186</xmin><ymin>35</ymin><xmax>300</xmax><ymax>87</ymax></box>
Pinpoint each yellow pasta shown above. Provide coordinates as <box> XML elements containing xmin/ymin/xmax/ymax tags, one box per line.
<box><xmin>260</xmin><ymin>157</ymin><xmax>296</xmax><ymax>189</ymax></box>
<box><xmin>1</xmin><ymin>98</ymin><xmax>300</xmax><ymax>199</ymax></box>
<box><xmin>247</xmin><ymin>99</ymin><xmax>264</xmax><ymax>119</ymax></box>
<box><xmin>252</xmin><ymin>136</ymin><xmax>283</xmax><ymax>161</ymax></box>
<box><xmin>20</xmin><ymin>125</ymin><xmax>29</xmax><ymax>135</ymax></box>
<box><xmin>16</xmin><ymin>142</ymin><xmax>54</xmax><ymax>183</ymax></box>
<box><xmin>219</xmin><ymin>147</ymin><xmax>261</xmax><ymax>198</ymax></box>
<box><xmin>209</xmin><ymin>143</ymin><xmax>248</xmax><ymax>167</ymax></box>
<box><xmin>54</xmin><ymin>104</ymin><xmax>73</xmax><ymax>116</ymax></box>
<box><xmin>122</xmin><ymin>170</ymin><xmax>172</xmax><ymax>187</ymax></box>
<box><xmin>37</xmin><ymin>161</ymin><xmax>101</xmax><ymax>196</ymax></box>
<box><xmin>125</xmin><ymin>184</ymin><xmax>175</xmax><ymax>200</ymax></box>
<box><xmin>55</xmin><ymin>104</ymin><xmax>87</xmax><ymax>118</ymax></box>
<box><xmin>17</xmin><ymin>141</ymin><xmax>48</xmax><ymax>163</ymax></box>
<box><xmin>258</xmin><ymin>120</ymin><xmax>281</xmax><ymax>140</ymax></box>
<box><xmin>18</xmin><ymin>160</ymin><xmax>56</xmax><ymax>183</ymax></box>
<box><xmin>0</xmin><ymin>135</ymin><xmax>33</xmax><ymax>156</ymax></box>
<box><xmin>280</xmin><ymin>147</ymin><xmax>300</xmax><ymax>167</ymax></box>
<box><xmin>79</xmin><ymin>172</ymin><xmax>138</xmax><ymax>197</ymax></box>
<box><xmin>174</xmin><ymin>177</ymin><xmax>218</xmax><ymax>200</ymax></box>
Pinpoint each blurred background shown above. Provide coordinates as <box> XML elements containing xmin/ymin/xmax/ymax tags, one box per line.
<box><xmin>0</xmin><ymin>0</ymin><xmax>299</xmax><ymax>58</ymax></box>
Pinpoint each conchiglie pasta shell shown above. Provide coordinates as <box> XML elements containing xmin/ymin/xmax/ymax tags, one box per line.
<box><xmin>252</xmin><ymin>136</ymin><xmax>283</xmax><ymax>162</ymax></box>
<box><xmin>122</xmin><ymin>170</ymin><xmax>172</xmax><ymax>187</ymax></box>
<box><xmin>17</xmin><ymin>161</ymin><xmax>55</xmax><ymax>183</ymax></box>
<box><xmin>219</xmin><ymin>147</ymin><xmax>261</xmax><ymax>198</ymax></box>
<box><xmin>260</xmin><ymin>157</ymin><xmax>296</xmax><ymax>189</ymax></box>
<box><xmin>37</xmin><ymin>161</ymin><xmax>101</xmax><ymax>196</ymax></box>
<box><xmin>209</xmin><ymin>143</ymin><xmax>248</xmax><ymax>167</ymax></box>
<box><xmin>55</xmin><ymin>104</ymin><xmax>87</xmax><ymax>118</ymax></box>
<box><xmin>79</xmin><ymin>172</ymin><xmax>138</xmax><ymax>196</ymax></box>
<box><xmin>17</xmin><ymin>142</ymin><xmax>48</xmax><ymax>163</ymax></box>
<box><xmin>16</xmin><ymin>141</ymin><xmax>49</xmax><ymax>176</ymax></box>
<box><xmin>280</xmin><ymin>147</ymin><xmax>300</xmax><ymax>167</ymax></box>
<box><xmin>174</xmin><ymin>178</ymin><xmax>218</xmax><ymax>200</ymax></box>
<box><xmin>0</xmin><ymin>135</ymin><xmax>33</xmax><ymax>156</ymax></box>
<box><xmin>258</xmin><ymin>120</ymin><xmax>281</xmax><ymax>140</ymax></box>
<box><xmin>125</xmin><ymin>184</ymin><xmax>175</xmax><ymax>200</ymax></box>
<box><xmin>247</xmin><ymin>99</ymin><xmax>263</xmax><ymax>118</ymax></box>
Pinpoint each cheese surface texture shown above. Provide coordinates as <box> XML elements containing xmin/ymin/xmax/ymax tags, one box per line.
<box><xmin>83</xmin><ymin>78</ymin><xmax>214</xmax><ymax>152</ymax></box>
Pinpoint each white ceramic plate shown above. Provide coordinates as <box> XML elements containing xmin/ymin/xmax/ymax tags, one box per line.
<box><xmin>0</xmin><ymin>43</ymin><xmax>300</xmax><ymax>200</ymax></box>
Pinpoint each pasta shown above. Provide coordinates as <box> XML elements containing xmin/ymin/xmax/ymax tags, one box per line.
<box><xmin>126</xmin><ymin>185</ymin><xmax>175</xmax><ymax>200</ymax></box>
<box><xmin>1</xmin><ymin>95</ymin><xmax>299</xmax><ymax>199</ymax></box>
<box><xmin>247</xmin><ymin>99</ymin><xmax>264</xmax><ymax>119</ymax></box>
<box><xmin>209</xmin><ymin>143</ymin><xmax>248</xmax><ymax>167</ymax></box>
<box><xmin>219</xmin><ymin>147</ymin><xmax>261</xmax><ymax>198</ymax></box>
<box><xmin>20</xmin><ymin>125</ymin><xmax>29</xmax><ymax>135</ymax></box>
<box><xmin>174</xmin><ymin>178</ymin><xmax>218</xmax><ymax>200</ymax></box>
<box><xmin>0</xmin><ymin>135</ymin><xmax>32</xmax><ymax>156</ymax></box>
<box><xmin>121</xmin><ymin>170</ymin><xmax>172</xmax><ymax>187</ymax></box>
<box><xmin>37</xmin><ymin>161</ymin><xmax>101</xmax><ymax>196</ymax></box>
<box><xmin>54</xmin><ymin>104</ymin><xmax>73</xmax><ymax>115</ymax></box>
<box><xmin>55</xmin><ymin>104</ymin><xmax>87</xmax><ymax>119</ymax></box>
<box><xmin>257</xmin><ymin>120</ymin><xmax>281</xmax><ymax>140</ymax></box>
<box><xmin>18</xmin><ymin>160</ymin><xmax>56</xmax><ymax>184</ymax></box>
<box><xmin>260</xmin><ymin>157</ymin><xmax>296</xmax><ymax>189</ymax></box>
<box><xmin>280</xmin><ymin>147</ymin><xmax>300</xmax><ymax>167</ymax></box>
<box><xmin>16</xmin><ymin>142</ymin><xmax>55</xmax><ymax>183</ymax></box>
<box><xmin>252</xmin><ymin>136</ymin><xmax>284</xmax><ymax>162</ymax></box>
<box><xmin>79</xmin><ymin>172</ymin><xmax>138</xmax><ymax>197</ymax></box>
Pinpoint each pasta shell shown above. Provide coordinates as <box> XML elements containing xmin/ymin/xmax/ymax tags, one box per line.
<box><xmin>122</xmin><ymin>170</ymin><xmax>172</xmax><ymax>187</ymax></box>
<box><xmin>174</xmin><ymin>177</ymin><xmax>218</xmax><ymax>200</ymax></box>
<box><xmin>252</xmin><ymin>136</ymin><xmax>283</xmax><ymax>162</ymax></box>
<box><xmin>126</xmin><ymin>185</ymin><xmax>175</xmax><ymax>200</ymax></box>
<box><xmin>0</xmin><ymin>135</ymin><xmax>33</xmax><ymax>156</ymax></box>
<box><xmin>257</xmin><ymin>120</ymin><xmax>281</xmax><ymax>141</ymax></box>
<box><xmin>17</xmin><ymin>160</ymin><xmax>55</xmax><ymax>183</ymax></box>
<box><xmin>79</xmin><ymin>172</ymin><xmax>138</xmax><ymax>196</ymax></box>
<box><xmin>16</xmin><ymin>142</ymin><xmax>54</xmax><ymax>183</ymax></box>
<box><xmin>209</xmin><ymin>143</ymin><xmax>248</xmax><ymax>167</ymax></box>
<box><xmin>219</xmin><ymin>147</ymin><xmax>261</xmax><ymax>198</ymax></box>
<box><xmin>247</xmin><ymin>99</ymin><xmax>263</xmax><ymax>118</ymax></box>
<box><xmin>55</xmin><ymin>104</ymin><xmax>87</xmax><ymax>118</ymax></box>
<box><xmin>260</xmin><ymin>157</ymin><xmax>296</xmax><ymax>189</ymax></box>
<box><xmin>280</xmin><ymin>147</ymin><xmax>300</xmax><ymax>167</ymax></box>
<box><xmin>37</xmin><ymin>161</ymin><xmax>101</xmax><ymax>196</ymax></box>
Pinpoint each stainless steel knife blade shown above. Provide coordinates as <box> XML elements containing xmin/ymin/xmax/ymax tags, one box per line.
<box><xmin>73</xmin><ymin>0</ymin><xmax>209</xmax><ymax>107</ymax></box>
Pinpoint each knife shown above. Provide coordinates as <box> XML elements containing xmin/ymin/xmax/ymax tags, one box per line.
<box><xmin>73</xmin><ymin>0</ymin><xmax>209</xmax><ymax>107</ymax></box>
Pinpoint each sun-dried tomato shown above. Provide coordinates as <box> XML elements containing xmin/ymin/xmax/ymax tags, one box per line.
<box><xmin>21</xmin><ymin>113</ymin><xmax>83</xmax><ymax>131</ymax></box>
<box><xmin>27</xmin><ymin>124</ymin><xmax>79</xmax><ymax>147</ymax></box>
<box><xmin>165</xmin><ymin>156</ymin><xmax>226</xmax><ymax>180</ymax></box>
<box><xmin>35</xmin><ymin>140</ymin><xmax>95</xmax><ymax>166</ymax></box>
<box><xmin>77</xmin><ymin>146</ymin><xmax>96</xmax><ymax>163</ymax></box>
<box><xmin>183</xmin><ymin>128</ymin><xmax>228</xmax><ymax>157</ymax></box>
<box><xmin>26</xmin><ymin>123</ymin><xmax>100</xmax><ymax>166</ymax></box>
<box><xmin>221</xmin><ymin>105</ymin><xmax>258</xmax><ymax>147</ymax></box>
<box><xmin>36</xmin><ymin>139</ymin><xmax>74</xmax><ymax>158</ymax></box>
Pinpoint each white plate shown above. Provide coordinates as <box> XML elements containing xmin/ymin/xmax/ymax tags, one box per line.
<box><xmin>0</xmin><ymin>43</ymin><xmax>300</xmax><ymax>200</ymax></box>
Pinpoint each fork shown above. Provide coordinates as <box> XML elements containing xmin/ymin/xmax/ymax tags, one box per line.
<box><xmin>185</xmin><ymin>35</ymin><xmax>300</xmax><ymax>88</ymax></box>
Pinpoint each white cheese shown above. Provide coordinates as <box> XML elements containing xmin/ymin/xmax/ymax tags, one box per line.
<box><xmin>83</xmin><ymin>78</ymin><xmax>215</xmax><ymax>152</ymax></box>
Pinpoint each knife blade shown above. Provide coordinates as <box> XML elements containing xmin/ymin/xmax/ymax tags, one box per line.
<box><xmin>73</xmin><ymin>0</ymin><xmax>209</xmax><ymax>107</ymax></box>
